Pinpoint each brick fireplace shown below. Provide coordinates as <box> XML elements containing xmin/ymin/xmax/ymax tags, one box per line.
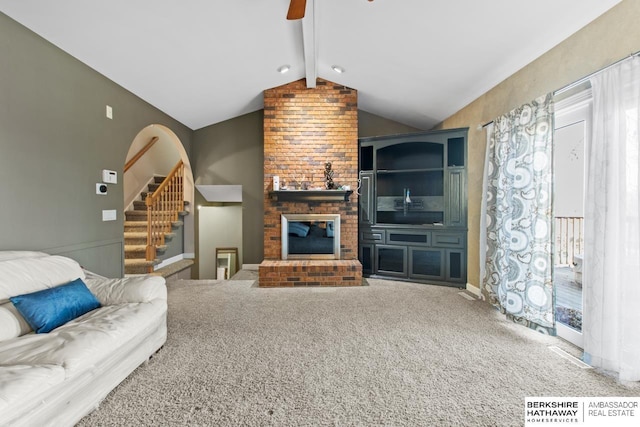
<box><xmin>258</xmin><ymin>78</ymin><xmax>363</xmax><ymax>287</ymax></box>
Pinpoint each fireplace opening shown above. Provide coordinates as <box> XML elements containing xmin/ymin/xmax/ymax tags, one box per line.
<box><xmin>281</xmin><ymin>214</ymin><xmax>340</xmax><ymax>260</ymax></box>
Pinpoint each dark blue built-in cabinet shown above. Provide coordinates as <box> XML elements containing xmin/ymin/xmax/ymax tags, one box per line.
<box><xmin>358</xmin><ymin>128</ymin><xmax>468</xmax><ymax>287</ymax></box>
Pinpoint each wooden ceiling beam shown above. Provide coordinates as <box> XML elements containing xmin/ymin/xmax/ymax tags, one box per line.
<box><xmin>302</xmin><ymin>0</ymin><xmax>317</xmax><ymax>88</ymax></box>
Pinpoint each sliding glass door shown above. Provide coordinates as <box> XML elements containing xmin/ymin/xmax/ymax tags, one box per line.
<box><xmin>553</xmin><ymin>88</ymin><xmax>591</xmax><ymax>348</ymax></box>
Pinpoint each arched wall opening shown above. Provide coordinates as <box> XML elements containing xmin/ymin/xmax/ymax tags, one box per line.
<box><xmin>124</xmin><ymin>124</ymin><xmax>195</xmax><ymax>257</ymax></box>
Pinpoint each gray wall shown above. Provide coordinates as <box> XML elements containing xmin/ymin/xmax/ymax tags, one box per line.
<box><xmin>192</xmin><ymin>111</ymin><xmax>265</xmax><ymax>265</ymax></box>
<box><xmin>358</xmin><ymin>110</ymin><xmax>423</xmax><ymax>137</ymax></box>
<box><xmin>0</xmin><ymin>13</ymin><xmax>193</xmax><ymax>277</ymax></box>
<box><xmin>1</xmin><ymin>10</ymin><xmax>431</xmax><ymax>275</ymax></box>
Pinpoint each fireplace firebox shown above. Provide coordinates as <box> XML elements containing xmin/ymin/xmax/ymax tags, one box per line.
<box><xmin>281</xmin><ymin>214</ymin><xmax>340</xmax><ymax>260</ymax></box>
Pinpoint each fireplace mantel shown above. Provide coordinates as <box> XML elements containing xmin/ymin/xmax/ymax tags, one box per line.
<box><xmin>268</xmin><ymin>190</ymin><xmax>353</xmax><ymax>202</ymax></box>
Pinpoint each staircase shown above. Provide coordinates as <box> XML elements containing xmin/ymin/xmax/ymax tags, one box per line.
<box><xmin>124</xmin><ymin>176</ymin><xmax>187</xmax><ymax>274</ymax></box>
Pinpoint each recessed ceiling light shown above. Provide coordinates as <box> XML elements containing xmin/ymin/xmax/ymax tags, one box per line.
<box><xmin>331</xmin><ymin>65</ymin><xmax>345</xmax><ymax>74</ymax></box>
<box><xmin>277</xmin><ymin>65</ymin><xmax>291</xmax><ymax>74</ymax></box>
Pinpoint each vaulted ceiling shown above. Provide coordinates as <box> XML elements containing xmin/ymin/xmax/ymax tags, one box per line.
<box><xmin>0</xmin><ymin>0</ymin><xmax>621</xmax><ymax>130</ymax></box>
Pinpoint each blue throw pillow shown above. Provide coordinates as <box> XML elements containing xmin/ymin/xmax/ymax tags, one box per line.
<box><xmin>10</xmin><ymin>278</ymin><xmax>101</xmax><ymax>334</ymax></box>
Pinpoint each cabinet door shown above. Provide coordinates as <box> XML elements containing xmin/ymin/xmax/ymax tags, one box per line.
<box><xmin>359</xmin><ymin>244</ymin><xmax>374</xmax><ymax>275</ymax></box>
<box><xmin>446</xmin><ymin>168</ymin><xmax>466</xmax><ymax>227</ymax></box>
<box><xmin>360</xmin><ymin>228</ymin><xmax>385</xmax><ymax>244</ymax></box>
<box><xmin>387</xmin><ymin>230</ymin><xmax>431</xmax><ymax>246</ymax></box>
<box><xmin>376</xmin><ymin>245</ymin><xmax>407</xmax><ymax>277</ymax></box>
<box><xmin>446</xmin><ymin>249</ymin><xmax>466</xmax><ymax>283</ymax></box>
<box><xmin>432</xmin><ymin>231</ymin><xmax>465</xmax><ymax>248</ymax></box>
<box><xmin>359</xmin><ymin>171</ymin><xmax>374</xmax><ymax>224</ymax></box>
<box><xmin>409</xmin><ymin>247</ymin><xmax>445</xmax><ymax>281</ymax></box>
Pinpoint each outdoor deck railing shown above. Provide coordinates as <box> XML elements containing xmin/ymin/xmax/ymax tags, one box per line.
<box><xmin>554</xmin><ymin>216</ymin><xmax>583</xmax><ymax>266</ymax></box>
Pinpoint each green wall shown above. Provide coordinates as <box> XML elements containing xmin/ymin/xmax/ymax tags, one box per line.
<box><xmin>0</xmin><ymin>12</ymin><xmax>193</xmax><ymax>277</ymax></box>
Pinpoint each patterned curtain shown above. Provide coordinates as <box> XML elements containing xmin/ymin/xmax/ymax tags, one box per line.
<box><xmin>483</xmin><ymin>94</ymin><xmax>555</xmax><ymax>334</ymax></box>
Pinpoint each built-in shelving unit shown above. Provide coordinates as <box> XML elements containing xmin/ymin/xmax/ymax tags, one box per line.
<box><xmin>358</xmin><ymin>128</ymin><xmax>468</xmax><ymax>287</ymax></box>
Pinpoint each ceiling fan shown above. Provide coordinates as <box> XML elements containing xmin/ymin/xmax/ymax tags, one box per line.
<box><xmin>287</xmin><ymin>0</ymin><xmax>373</xmax><ymax>20</ymax></box>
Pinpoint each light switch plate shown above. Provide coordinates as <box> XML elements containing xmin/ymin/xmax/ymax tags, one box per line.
<box><xmin>102</xmin><ymin>210</ymin><xmax>117</xmax><ymax>221</ymax></box>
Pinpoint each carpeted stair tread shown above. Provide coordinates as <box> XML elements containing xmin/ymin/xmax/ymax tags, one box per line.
<box><xmin>148</xmin><ymin>259</ymin><xmax>194</xmax><ymax>278</ymax></box>
<box><xmin>125</xmin><ymin>210</ymin><xmax>187</xmax><ymax>220</ymax></box>
<box><xmin>124</xmin><ymin>232</ymin><xmax>148</xmax><ymax>239</ymax></box>
<box><xmin>124</xmin><ymin>244</ymin><xmax>168</xmax><ymax>251</ymax></box>
<box><xmin>133</xmin><ymin>201</ymin><xmax>186</xmax><ymax>211</ymax></box>
<box><xmin>124</xmin><ymin>233</ymin><xmax>147</xmax><ymax>245</ymax></box>
<box><xmin>125</xmin><ymin>211</ymin><xmax>148</xmax><ymax>220</ymax></box>
<box><xmin>124</xmin><ymin>221</ymin><xmax>148</xmax><ymax>232</ymax></box>
<box><xmin>141</xmin><ymin>192</ymin><xmax>187</xmax><ymax>200</ymax></box>
<box><xmin>123</xmin><ymin>175</ymin><xmax>186</xmax><ymax>275</ymax></box>
<box><xmin>125</xmin><ymin>220</ymin><xmax>183</xmax><ymax>231</ymax></box>
<box><xmin>132</xmin><ymin>201</ymin><xmax>146</xmax><ymax>211</ymax></box>
<box><xmin>124</xmin><ymin>245</ymin><xmax>168</xmax><ymax>259</ymax></box>
<box><xmin>124</xmin><ymin>258</ymin><xmax>160</xmax><ymax>267</ymax></box>
<box><xmin>124</xmin><ymin>232</ymin><xmax>176</xmax><ymax>242</ymax></box>
<box><xmin>124</xmin><ymin>259</ymin><xmax>159</xmax><ymax>275</ymax></box>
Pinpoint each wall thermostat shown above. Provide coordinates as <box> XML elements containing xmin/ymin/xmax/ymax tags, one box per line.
<box><xmin>96</xmin><ymin>183</ymin><xmax>108</xmax><ymax>195</ymax></box>
<box><xmin>102</xmin><ymin>169</ymin><xmax>117</xmax><ymax>184</ymax></box>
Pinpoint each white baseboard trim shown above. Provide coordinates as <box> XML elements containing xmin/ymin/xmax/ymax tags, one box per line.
<box><xmin>466</xmin><ymin>283</ymin><xmax>483</xmax><ymax>299</ymax></box>
<box><xmin>242</xmin><ymin>264</ymin><xmax>260</xmax><ymax>271</ymax></box>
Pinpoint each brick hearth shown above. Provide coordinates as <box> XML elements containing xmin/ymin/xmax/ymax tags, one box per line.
<box><xmin>259</xmin><ymin>78</ymin><xmax>362</xmax><ymax>287</ymax></box>
<box><xmin>259</xmin><ymin>260</ymin><xmax>362</xmax><ymax>287</ymax></box>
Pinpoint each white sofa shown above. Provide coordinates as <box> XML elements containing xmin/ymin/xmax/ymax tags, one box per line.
<box><xmin>0</xmin><ymin>251</ymin><xmax>167</xmax><ymax>427</ymax></box>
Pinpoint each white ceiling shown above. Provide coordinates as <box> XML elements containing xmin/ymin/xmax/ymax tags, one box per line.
<box><xmin>0</xmin><ymin>0</ymin><xmax>622</xmax><ymax>130</ymax></box>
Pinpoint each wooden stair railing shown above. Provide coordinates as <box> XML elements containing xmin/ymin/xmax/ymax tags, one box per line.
<box><xmin>124</xmin><ymin>136</ymin><xmax>159</xmax><ymax>173</ymax></box>
<box><xmin>145</xmin><ymin>160</ymin><xmax>185</xmax><ymax>271</ymax></box>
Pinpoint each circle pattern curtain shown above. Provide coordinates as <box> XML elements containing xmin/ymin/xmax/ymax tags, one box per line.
<box><xmin>483</xmin><ymin>94</ymin><xmax>555</xmax><ymax>334</ymax></box>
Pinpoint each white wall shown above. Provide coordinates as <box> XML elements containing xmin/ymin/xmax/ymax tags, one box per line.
<box><xmin>123</xmin><ymin>126</ymin><xmax>181</xmax><ymax>211</ymax></box>
<box><xmin>198</xmin><ymin>205</ymin><xmax>243</xmax><ymax>279</ymax></box>
<box><xmin>554</xmin><ymin>122</ymin><xmax>585</xmax><ymax>217</ymax></box>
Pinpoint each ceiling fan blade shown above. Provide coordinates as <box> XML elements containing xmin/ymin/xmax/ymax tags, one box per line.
<box><xmin>287</xmin><ymin>0</ymin><xmax>306</xmax><ymax>20</ymax></box>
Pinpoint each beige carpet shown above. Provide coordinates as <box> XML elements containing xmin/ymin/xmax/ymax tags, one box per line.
<box><xmin>78</xmin><ymin>278</ymin><xmax>638</xmax><ymax>426</ymax></box>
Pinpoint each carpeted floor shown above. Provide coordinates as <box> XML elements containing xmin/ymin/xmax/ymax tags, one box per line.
<box><xmin>78</xmin><ymin>278</ymin><xmax>638</xmax><ymax>426</ymax></box>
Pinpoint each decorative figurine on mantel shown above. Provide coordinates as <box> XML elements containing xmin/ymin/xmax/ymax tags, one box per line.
<box><xmin>324</xmin><ymin>161</ymin><xmax>335</xmax><ymax>190</ymax></box>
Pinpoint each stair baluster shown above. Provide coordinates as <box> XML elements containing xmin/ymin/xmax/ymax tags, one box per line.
<box><xmin>145</xmin><ymin>160</ymin><xmax>185</xmax><ymax>273</ymax></box>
